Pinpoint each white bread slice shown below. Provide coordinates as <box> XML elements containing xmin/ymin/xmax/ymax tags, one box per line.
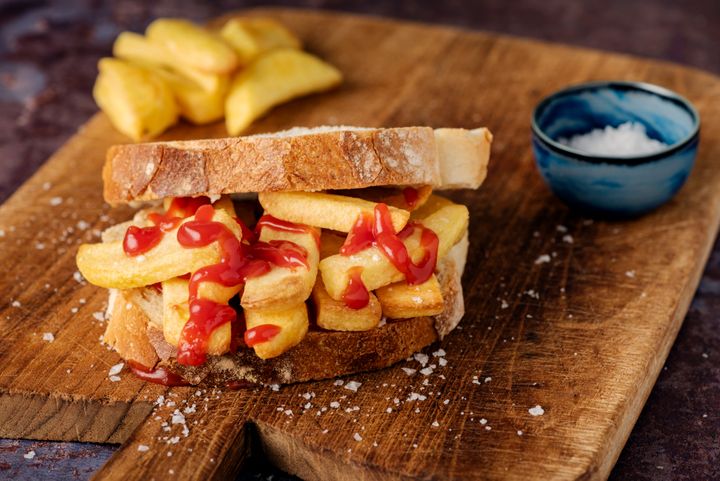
<box><xmin>103</xmin><ymin>126</ymin><xmax>492</xmax><ymax>204</ymax></box>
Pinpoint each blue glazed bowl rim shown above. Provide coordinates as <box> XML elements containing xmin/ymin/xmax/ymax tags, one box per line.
<box><xmin>531</xmin><ymin>80</ymin><xmax>701</xmax><ymax>165</ymax></box>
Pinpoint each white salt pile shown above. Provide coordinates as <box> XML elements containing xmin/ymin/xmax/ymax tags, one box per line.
<box><xmin>558</xmin><ymin>122</ymin><xmax>668</xmax><ymax>156</ymax></box>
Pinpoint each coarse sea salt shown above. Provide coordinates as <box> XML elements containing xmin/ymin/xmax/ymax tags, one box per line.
<box><xmin>558</xmin><ymin>122</ymin><xmax>668</xmax><ymax>157</ymax></box>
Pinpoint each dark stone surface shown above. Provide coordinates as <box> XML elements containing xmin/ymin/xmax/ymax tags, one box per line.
<box><xmin>0</xmin><ymin>1</ymin><xmax>718</xmax><ymax>480</ymax></box>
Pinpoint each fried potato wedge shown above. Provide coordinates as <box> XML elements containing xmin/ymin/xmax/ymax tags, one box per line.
<box><xmin>225</xmin><ymin>48</ymin><xmax>342</xmax><ymax>135</ymax></box>
<box><xmin>244</xmin><ymin>303</ymin><xmax>309</xmax><ymax>359</ymax></box>
<box><xmin>161</xmin><ymin>278</ymin><xmax>238</xmax><ymax>354</ymax></box>
<box><xmin>320</xmin><ymin>202</ymin><xmax>469</xmax><ymax>299</ymax></box>
<box><xmin>93</xmin><ymin>58</ymin><xmax>178</xmax><ymax>141</ymax></box>
<box><xmin>146</xmin><ymin>18</ymin><xmax>238</xmax><ymax>74</ymax></box>
<box><xmin>375</xmin><ymin>275</ymin><xmax>444</xmax><ymax>319</ymax></box>
<box><xmin>219</xmin><ymin>17</ymin><xmax>301</xmax><ymax>65</ymax></box>
<box><xmin>113</xmin><ymin>31</ymin><xmax>227</xmax><ymax>93</ymax></box>
<box><xmin>259</xmin><ymin>192</ymin><xmax>409</xmax><ymax>233</ymax></box>
<box><xmin>76</xmin><ymin>209</ymin><xmax>241</xmax><ymax>290</ymax></box>
<box><xmin>313</xmin><ymin>278</ymin><xmax>381</xmax><ymax>331</ymax></box>
<box><xmin>153</xmin><ymin>68</ymin><xmax>227</xmax><ymax>124</ymax></box>
<box><xmin>241</xmin><ymin>226</ymin><xmax>320</xmax><ymax>310</ymax></box>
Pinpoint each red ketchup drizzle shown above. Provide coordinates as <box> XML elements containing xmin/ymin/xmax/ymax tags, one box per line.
<box><xmin>256</xmin><ymin>214</ymin><xmax>320</xmax><ymax>247</ymax></box>
<box><xmin>127</xmin><ymin>361</ymin><xmax>190</xmax><ymax>387</ymax></box>
<box><xmin>244</xmin><ymin>324</ymin><xmax>282</xmax><ymax>347</ymax></box>
<box><xmin>122</xmin><ymin>196</ymin><xmax>210</xmax><ymax>256</ymax></box>
<box><xmin>339</xmin><ymin>203</ymin><xmax>440</xmax><ymax>309</ymax></box>
<box><xmin>123</xmin><ymin>225</ymin><xmax>164</xmax><ymax>256</ymax></box>
<box><xmin>175</xmin><ymin>205</ymin><xmax>310</xmax><ymax>366</ymax></box>
<box><xmin>402</xmin><ymin>187</ymin><xmax>420</xmax><ymax>208</ymax></box>
<box><xmin>342</xmin><ymin>267</ymin><xmax>370</xmax><ymax>309</ymax></box>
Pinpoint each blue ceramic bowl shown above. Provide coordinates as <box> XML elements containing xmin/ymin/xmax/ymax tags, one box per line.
<box><xmin>531</xmin><ymin>81</ymin><xmax>700</xmax><ymax>217</ymax></box>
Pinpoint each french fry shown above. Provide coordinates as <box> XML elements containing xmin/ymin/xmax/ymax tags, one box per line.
<box><xmin>211</xmin><ymin>195</ymin><xmax>237</xmax><ymax>217</ymax></box>
<box><xmin>244</xmin><ymin>303</ymin><xmax>309</xmax><ymax>359</ymax></box>
<box><xmin>259</xmin><ymin>192</ymin><xmax>409</xmax><ymax>233</ymax></box>
<box><xmin>225</xmin><ymin>48</ymin><xmax>342</xmax><ymax>135</ymax></box>
<box><xmin>93</xmin><ymin>58</ymin><xmax>178</xmax><ymax>141</ymax></box>
<box><xmin>76</xmin><ymin>209</ymin><xmax>241</xmax><ymax>289</ymax></box>
<box><xmin>320</xmin><ymin>231</ymin><xmax>346</xmax><ymax>259</ymax></box>
<box><xmin>375</xmin><ymin>275</ymin><xmax>444</xmax><ymax>319</ymax></box>
<box><xmin>145</xmin><ymin>18</ymin><xmax>238</xmax><ymax>74</ymax></box>
<box><xmin>313</xmin><ymin>279</ymin><xmax>381</xmax><ymax>331</ymax></box>
<box><xmin>113</xmin><ymin>31</ymin><xmax>227</xmax><ymax>93</ymax></box>
<box><xmin>410</xmin><ymin>194</ymin><xmax>454</xmax><ymax>220</ymax></box>
<box><xmin>219</xmin><ymin>17</ymin><xmax>301</xmax><ymax>65</ymax></box>
<box><xmin>319</xmin><ymin>202</ymin><xmax>469</xmax><ymax>299</ymax></box>
<box><xmin>241</xmin><ymin>226</ymin><xmax>320</xmax><ymax>310</ymax></box>
<box><xmin>338</xmin><ymin>186</ymin><xmax>433</xmax><ymax>212</ymax></box>
<box><xmin>161</xmin><ymin>277</ymin><xmax>239</xmax><ymax>354</ymax></box>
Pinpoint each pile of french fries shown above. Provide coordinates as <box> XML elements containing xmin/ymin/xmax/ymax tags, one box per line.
<box><xmin>77</xmin><ymin>189</ymin><xmax>468</xmax><ymax>362</ymax></box>
<box><xmin>94</xmin><ymin>17</ymin><xmax>342</xmax><ymax>140</ymax></box>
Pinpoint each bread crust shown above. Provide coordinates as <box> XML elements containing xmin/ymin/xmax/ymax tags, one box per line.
<box><xmin>104</xmin><ymin>127</ymin><xmax>442</xmax><ymax>204</ymax></box>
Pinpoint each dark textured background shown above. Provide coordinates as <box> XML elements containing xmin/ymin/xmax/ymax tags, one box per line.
<box><xmin>0</xmin><ymin>1</ymin><xmax>718</xmax><ymax>480</ymax></box>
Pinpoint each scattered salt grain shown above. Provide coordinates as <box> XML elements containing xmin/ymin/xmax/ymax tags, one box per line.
<box><xmin>42</xmin><ymin>182</ymin><xmax>51</xmax><ymax>190</ymax></box>
<box><xmin>333</xmin><ymin>380</ymin><xmax>344</xmax><ymax>386</ymax></box>
<box><xmin>109</xmin><ymin>376</ymin><xmax>121</xmax><ymax>382</ymax></box>
<box><xmin>49</xmin><ymin>196</ymin><xmax>63</xmax><ymax>206</ymax></box>
<box><xmin>413</xmin><ymin>353</ymin><xmax>429</xmax><ymax>366</ymax></box>
<box><xmin>438</xmin><ymin>358</ymin><xmax>448</xmax><ymax>367</ymax></box>
<box><xmin>35</xmin><ymin>242</ymin><xmax>45</xmax><ymax>250</ymax></box>
<box><xmin>171</xmin><ymin>410</ymin><xmax>186</xmax><ymax>425</ymax></box>
<box><xmin>330</xmin><ymin>401</ymin><xmax>340</xmax><ymax>409</ymax></box>
<box><xmin>42</xmin><ymin>332</ymin><xmax>54</xmax><ymax>342</ymax></box>
<box><xmin>517</xmin><ymin>430</ymin><xmax>524</xmax><ymax>436</ymax></box>
<box><xmin>137</xmin><ymin>445</ymin><xmax>149</xmax><ymax>452</ymax></box>
<box><xmin>344</xmin><ymin>381</ymin><xmax>362</xmax><ymax>392</ymax></box>
<box><xmin>73</xmin><ymin>271</ymin><xmax>84</xmax><ymax>283</ymax></box>
<box><xmin>558</xmin><ymin>122</ymin><xmax>668</xmax><ymax>157</ymax></box>
<box><xmin>479</xmin><ymin>418</ymin><xmax>487</xmax><ymax>425</ymax></box>
<box><xmin>92</xmin><ymin>312</ymin><xmax>105</xmax><ymax>322</ymax></box>
<box><xmin>108</xmin><ymin>363</ymin><xmax>124</xmax><ymax>376</ymax></box>
<box><xmin>23</xmin><ymin>450</ymin><xmax>35</xmax><ymax>460</ymax></box>
<box><xmin>401</xmin><ymin>367</ymin><xmax>416</xmax><ymax>376</ymax></box>
<box><xmin>432</xmin><ymin>349</ymin><xmax>446</xmax><ymax>357</ymax></box>
<box><xmin>431</xmin><ymin>421</ymin><xmax>440</xmax><ymax>427</ymax></box>
<box><xmin>353</xmin><ymin>433</ymin><xmax>362</xmax><ymax>442</ymax></box>
<box><xmin>534</xmin><ymin>254</ymin><xmax>551</xmax><ymax>265</ymax></box>
<box><xmin>386</xmin><ymin>407</ymin><xmax>392</xmax><ymax>413</ymax></box>
<box><xmin>420</xmin><ymin>367</ymin><xmax>433</xmax><ymax>376</ymax></box>
<box><xmin>500</xmin><ymin>300</ymin><xmax>509</xmax><ymax>309</ymax></box>
<box><xmin>625</xmin><ymin>270</ymin><xmax>636</xmax><ymax>278</ymax></box>
<box><xmin>556</xmin><ymin>225</ymin><xmax>568</xmax><ymax>233</ymax></box>
<box><xmin>11</xmin><ymin>300</ymin><xmax>20</xmax><ymax>307</ymax></box>
<box><xmin>529</xmin><ymin>405</ymin><xmax>545</xmax><ymax>416</ymax></box>
<box><xmin>562</xmin><ymin>235</ymin><xmax>574</xmax><ymax>244</ymax></box>
<box><xmin>77</xmin><ymin>220</ymin><xmax>90</xmax><ymax>230</ymax></box>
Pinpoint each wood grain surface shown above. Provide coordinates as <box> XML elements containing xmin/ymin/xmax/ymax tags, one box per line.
<box><xmin>1</xmin><ymin>8</ymin><xmax>720</xmax><ymax>481</ymax></box>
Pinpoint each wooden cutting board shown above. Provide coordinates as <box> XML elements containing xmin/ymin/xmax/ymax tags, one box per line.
<box><xmin>1</xmin><ymin>8</ymin><xmax>720</xmax><ymax>481</ymax></box>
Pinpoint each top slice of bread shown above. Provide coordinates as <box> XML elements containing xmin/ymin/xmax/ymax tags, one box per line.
<box><xmin>103</xmin><ymin>126</ymin><xmax>492</xmax><ymax>204</ymax></box>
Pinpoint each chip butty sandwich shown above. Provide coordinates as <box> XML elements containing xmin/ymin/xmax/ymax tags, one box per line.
<box><xmin>76</xmin><ymin>126</ymin><xmax>492</xmax><ymax>386</ymax></box>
